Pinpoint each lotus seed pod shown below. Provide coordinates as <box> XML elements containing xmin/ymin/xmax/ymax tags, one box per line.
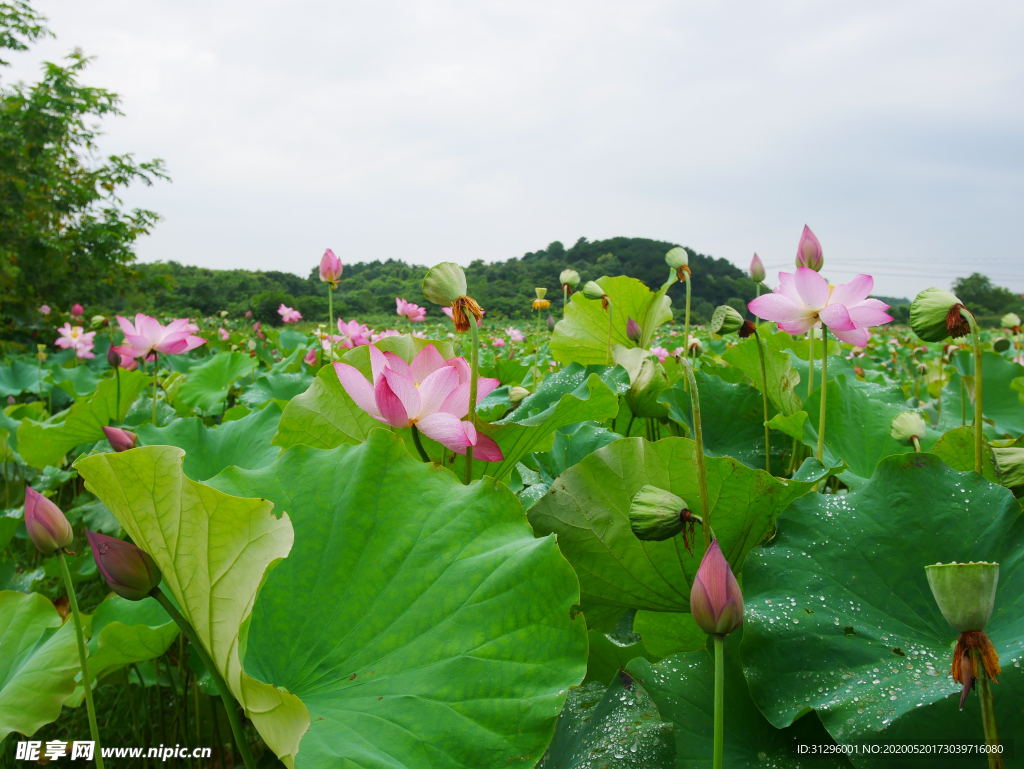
<box><xmin>1001</xmin><ymin>312</ymin><xmax>1021</xmax><ymax>330</ymax></box>
<box><xmin>535</xmin><ymin>287</ymin><xmax>547</xmax><ymax>300</ymax></box>
<box><xmin>890</xmin><ymin>411</ymin><xmax>927</xmax><ymax>443</ymax></box>
<box><xmin>560</xmin><ymin>269</ymin><xmax>580</xmax><ymax>289</ymax></box>
<box><xmin>710</xmin><ymin>305</ymin><xmax>744</xmax><ymax>335</ymax></box>
<box><xmin>421</xmin><ymin>262</ymin><xmax>468</xmax><ymax>306</ymax></box>
<box><xmin>508</xmin><ymin>386</ymin><xmax>530</xmax><ymax>404</ymax></box>
<box><xmin>581</xmin><ymin>281</ymin><xmax>605</xmax><ymax>301</ymax></box>
<box><xmin>993</xmin><ymin>337</ymin><xmax>1010</xmax><ymax>353</ymax></box>
<box><xmin>629</xmin><ymin>484</ymin><xmax>689</xmax><ymax>541</ymax></box>
<box><xmin>90</xmin><ymin>315</ymin><xmax>107</xmax><ymax>329</ymax></box>
<box><xmin>665</xmin><ymin>247</ymin><xmax>688</xmax><ymax>269</ymax></box>
<box><xmin>910</xmin><ymin>288</ymin><xmax>967</xmax><ymax>342</ymax></box>
<box><xmin>626</xmin><ymin>317</ymin><xmax>642</xmax><ymax>343</ymax></box>
<box><xmin>925</xmin><ymin>562</ymin><xmax>998</xmax><ymax>633</ymax></box>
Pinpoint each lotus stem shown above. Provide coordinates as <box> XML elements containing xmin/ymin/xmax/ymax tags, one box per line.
<box><xmin>327</xmin><ymin>286</ymin><xmax>335</xmax><ymax>362</ymax></box>
<box><xmin>606</xmin><ymin>299</ymin><xmax>614</xmax><ymax>366</ymax></box>
<box><xmin>683</xmin><ymin>273</ymin><xmax>691</xmax><ymax>367</ymax></box>
<box><xmin>465</xmin><ymin>316</ymin><xmax>480</xmax><ymax>485</ymax></box>
<box><xmin>753</xmin><ymin>328</ymin><xmax>770</xmax><ymax>473</ymax></box>
<box><xmin>977</xmin><ymin>652</ymin><xmax>1004</xmax><ymax>769</ymax></box>
<box><xmin>813</xmin><ymin>327</ymin><xmax>829</xmax><ymax>492</ymax></box>
<box><xmin>58</xmin><ymin>551</ymin><xmax>105</xmax><ymax>769</ymax></box>
<box><xmin>911</xmin><ymin>436</ymin><xmax>922</xmax><ymax>453</ymax></box>
<box><xmin>411</xmin><ymin>424</ymin><xmax>431</xmax><ymax>463</ymax></box>
<box><xmin>562</xmin><ymin>285</ymin><xmax>568</xmax><ymax>318</ymax></box>
<box><xmin>152</xmin><ymin>354</ymin><xmax>159</xmax><ymax>426</ymax></box>
<box><xmin>961</xmin><ymin>376</ymin><xmax>966</xmax><ymax>427</ymax></box>
<box><xmin>965</xmin><ymin>311</ymin><xmax>984</xmax><ymax>474</ymax></box>
<box><xmin>680</xmin><ymin>357</ymin><xmax>710</xmax><ymax>551</ymax></box>
<box><xmin>713</xmin><ymin>633</ymin><xmax>725</xmax><ymax>769</ymax></box>
<box><xmin>150</xmin><ymin>587</ymin><xmax>257</xmax><ymax>769</ymax></box>
<box><xmin>115</xmin><ymin>367</ymin><xmax>121</xmax><ymax>424</ymax></box>
<box><xmin>806</xmin><ymin>331</ymin><xmax>815</xmax><ymax>399</ymax></box>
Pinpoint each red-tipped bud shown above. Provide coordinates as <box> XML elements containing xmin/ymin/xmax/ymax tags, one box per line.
<box><xmin>25</xmin><ymin>487</ymin><xmax>73</xmax><ymax>555</ymax></box>
<box><xmin>626</xmin><ymin>317</ymin><xmax>642</xmax><ymax>343</ymax></box>
<box><xmin>690</xmin><ymin>540</ymin><xmax>744</xmax><ymax>636</ymax></box>
<box><xmin>795</xmin><ymin>225</ymin><xmax>823</xmax><ymax>271</ymax></box>
<box><xmin>87</xmin><ymin>530</ymin><xmax>162</xmax><ymax>601</ymax></box>
<box><xmin>102</xmin><ymin>425</ymin><xmax>138</xmax><ymax>452</ymax></box>
<box><xmin>749</xmin><ymin>253</ymin><xmax>766</xmax><ymax>283</ymax></box>
<box><xmin>319</xmin><ymin>248</ymin><xmax>343</xmax><ymax>286</ymax></box>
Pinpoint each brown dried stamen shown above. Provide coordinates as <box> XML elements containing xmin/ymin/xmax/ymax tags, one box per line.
<box><xmin>451</xmin><ymin>296</ymin><xmax>484</xmax><ymax>333</ymax></box>
<box><xmin>677</xmin><ymin>264</ymin><xmax>691</xmax><ymax>282</ymax></box>
<box><xmin>738</xmin><ymin>320</ymin><xmax>756</xmax><ymax>339</ymax></box>
<box><xmin>951</xmin><ymin>630</ymin><xmax>1001</xmax><ymax>710</ymax></box>
<box><xmin>946</xmin><ymin>304</ymin><xmax>971</xmax><ymax>339</ymax></box>
<box><xmin>679</xmin><ymin>508</ymin><xmax>699</xmax><ymax>554</ymax></box>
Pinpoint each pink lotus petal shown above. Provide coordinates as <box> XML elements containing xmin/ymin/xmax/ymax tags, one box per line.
<box><xmin>748</xmin><ymin>293</ymin><xmax>806</xmax><ymax>323</ymax></box>
<box><xmin>774</xmin><ymin>272</ymin><xmax>800</xmax><ymax>302</ymax></box>
<box><xmin>448</xmin><ymin>357</ymin><xmax>472</xmax><ymax>384</ymax></box>
<box><xmin>818</xmin><ymin>303</ymin><xmax>857</xmax><ymax>331</ymax></box>
<box><xmin>116</xmin><ymin>315</ymin><xmax>137</xmax><ymax>336</ymax></box>
<box><xmin>410</xmin><ymin>346</ymin><xmax>447</xmax><ymax>383</ymax></box>
<box><xmin>696</xmin><ymin>541</ymin><xmax>731</xmax><ymax>614</ymax></box>
<box><xmin>829</xmin><ymin>274</ymin><xmax>873</xmax><ymax>309</ymax></box>
<box><xmin>793</xmin><ymin>267</ymin><xmax>829</xmax><ymax>310</ymax></box>
<box><xmin>689</xmin><ymin>575</ymin><xmax>714</xmax><ymax>624</ymax></box>
<box><xmin>778</xmin><ymin>318</ymin><xmax>817</xmax><ymax>335</ymax></box>
<box><xmin>438</xmin><ymin>382</ymin><xmax>471</xmax><ymax>418</ymax></box>
<box><xmin>415</xmin><ymin>366</ymin><xmax>460</xmax><ymax>418</ymax></box>
<box><xmin>831</xmin><ymin>326</ymin><xmax>871</xmax><ymax>347</ymax></box>
<box><xmin>847</xmin><ymin>301</ymin><xmax>893</xmax><ymax>327</ymax></box>
<box><xmin>383</xmin><ymin>352</ymin><xmax>410</xmax><ymax>378</ymax></box>
<box><xmin>416</xmin><ymin>411</ymin><xmax>473</xmax><ymax>450</ymax></box>
<box><xmin>470</xmin><ymin>432</ymin><xmax>503</xmax><ymax>461</ymax></box>
<box><xmin>383</xmin><ymin>368</ymin><xmax>421</xmax><ymax>420</ymax></box>
<box><xmin>335</xmin><ymin>363</ymin><xmax>380</xmax><ymax>417</ymax></box>
<box><xmin>475</xmin><ymin>377</ymin><xmax>501</xmax><ymax>403</ymax></box>
<box><xmin>374</xmin><ymin>376</ymin><xmax>410</xmax><ymax>427</ymax></box>
<box><xmin>369</xmin><ymin>344</ymin><xmax>389</xmax><ymax>383</ymax></box>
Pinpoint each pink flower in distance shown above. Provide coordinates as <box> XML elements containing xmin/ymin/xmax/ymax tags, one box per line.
<box><xmin>506</xmin><ymin>326</ymin><xmax>525</xmax><ymax>343</ymax></box>
<box><xmin>335</xmin><ymin>345</ymin><xmax>502</xmax><ymax>461</ymax></box>
<box><xmin>795</xmin><ymin>225</ymin><xmax>823</xmax><ymax>271</ymax></box>
<box><xmin>650</xmin><ymin>345</ymin><xmax>670</xmax><ymax>362</ymax></box>
<box><xmin>218</xmin><ymin>328</ymin><xmax>230</xmax><ymax>341</ymax></box>
<box><xmin>303</xmin><ymin>348</ymin><xmax>318</xmax><ymax>365</ymax></box>
<box><xmin>442</xmin><ymin>307</ymin><xmax>454</xmax><ymax>320</ymax></box>
<box><xmin>748</xmin><ymin>268</ymin><xmax>892</xmax><ymax>347</ymax></box>
<box><xmin>71</xmin><ymin>303</ymin><xmax>84</xmax><ymax>316</ymax></box>
<box><xmin>337</xmin><ymin>319</ymin><xmax>369</xmax><ymax>348</ymax></box>
<box><xmin>396</xmin><ymin>297</ymin><xmax>427</xmax><ymax>322</ymax></box>
<box><xmin>278</xmin><ymin>304</ymin><xmax>302</xmax><ymax>323</ymax></box>
<box><xmin>39</xmin><ymin>304</ymin><xmax>51</xmax><ymax>315</ymax></box>
<box><xmin>320</xmin><ymin>248</ymin><xmax>343</xmax><ymax>285</ymax></box>
<box><xmin>114</xmin><ymin>314</ymin><xmax>207</xmax><ymax>359</ymax></box>
<box><xmin>55</xmin><ymin>323</ymin><xmax>97</xmax><ymax>358</ymax></box>
<box><xmin>371</xmin><ymin>329</ymin><xmax>401</xmax><ymax>343</ymax></box>
<box><xmin>690</xmin><ymin>540</ymin><xmax>744</xmax><ymax>636</ymax></box>
<box><xmin>492</xmin><ymin>338</ymin><xmax>506</xmax><ymax>348</ymax></box>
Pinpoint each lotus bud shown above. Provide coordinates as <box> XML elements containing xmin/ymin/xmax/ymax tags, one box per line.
<box><xmin>107</xmin><ymin>345</ymin><xmax>122</xmax><ymax>368</ymax></box>
<box><xmin>71</xmin><ymin>303</ymin><xmax>84</xmax><ymax>317</ymax></box>
<box><xmin>422</xmin><ymin>262</ymin><xmax>468</xmax><ymax>306</ymax></box>
<box><xmin>87</xmin><ymin>530</ymin><xmax>162</xmax><ymax>601</ymax></box>
<box><xmin>690</xmin><ymin>540</ymin><xmax>744</xmax><ymax>636</ymax></box>
<box><xmin>629</xmin><ymin>484</ymin><xmax>690</xmax><ymax>541</ymax></box>
<box><xmin>547</xmin><ymin>314</ymin><xmax>556</xmax><ymax>331</ymax></box>
<box><xmin>915</xmin><ymin>363</ymin><xmax>928</xmax><ymax>376</ymax></box>
<box><xmin>535</xmin><ymin>287</ymin><xmax>547</xmax><ymax>300</ymax></box>
<box><xmin>581</xmin><ymin>281</ymin><xmax>605</xmax><ymax>301</ymax></box>
<box><xmin>102</xmin><ymin>425</ymin><xmax>138</xmax><ymax>452</ymax></box>
<box><xmin>890</xmin><ymin>411</ymin><xmax>927</xmax><ymax>444</ymax></box>
<box><xmin>1000</xmin><ymin>312</ymin><xmax>1021</xmax><ymax>331</ymax></box>
<box><xmin>710</xmin><ymin>305</ymin><xmax>744</xmax><ymax>335</ymax></box>
<box><xmin>626</xmin><ymin>317</ymin><xmax>642</xmax><ymax>343</ymax></box>
<box><xmin>90</xmin><ymin>315</ymin><xmax>107</xmax><ymax>329</ymax></box>
<box><xmin>910</xmin><ymin>288</ymin><xmax>971</xmax><ymax>341</ymax></box>
<box><xmin>319</xmin><ymin>248</ymin><xmax>343</xmax><ymax>286</ymax></box>
<box><xmin>219</xmin><ymin>310</ymin><xmax>229</xmax><ymax>318</ymax></box>
<box><xmin>795</xmin><ymin>225</ymin><xmax>823</xmax><ymax>271</ymax></box>
<box><xmin>6</xmin><ymin>395</ymin><xmax>14</xmax><ymax>405</ymax></box>
<box><xmin>993</xmin><ymin>337</ymin><xmax>1010</xmax><ymax>353</ymax></box>
<box><xmin>245</xmin><ymin>310</ymin><xmax>252</xmax><ymax>319</ymax></box>
<box><xmin>509</xmin><ymin>386</ymin><xmax>530</xmax><ymax>404</ymax></box>
<box><xmin>749</xmin><ymin>253</ymin><xmax>766</xmax><ymax>283</ymax></box>
<box><xmin>560</xmin><ymin>269</ymin><xmax>580</xmax><ymax>290</ymax></box>
<box><xmin>24</xmin><ymin>487</ymin><xmax>73</xmax><ymax>555</ymax></box>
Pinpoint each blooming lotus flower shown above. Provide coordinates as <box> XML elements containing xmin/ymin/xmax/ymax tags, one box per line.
<box><xmin>25</xmin><ymin>487</ymin><xmax>73</xmax><ymax>555</ymax></box>
<box><xmin>278</xmin><ymin>304</ymin><xmax>302</xmax><ymax>323</ymax></box>
<box><xmin>218</xmin><ymin>328</ymin><xmax>230</xmax><ymax>341</ymax></box>
<box><xmin>335</xmin><ymin>345</ymin><xmax>502</xmax><ymax>460</ymax></box>
<box><xmin>102</xmin><ymin>426</ymin><xmax>138</xmax><ymax>452</ymax></box>
<box><xmin>303</xmin><ymin>348</ymin><xmax>318</xmax><ymax>365</ymax></box>
<box><xmin>320</xmin><ymin>248</ymin><xmax>343</xmax><ymax>286</ymax></box>
<box><xmin>506</xmin><ymin>327</ymin><xmax>525</xmax><ymax>343</ymax></box>
<box><xmin>39</xmin><ymin>304</ymin><xmax>51</xmax><ymax>315</ymax></box>
<box><xmin>795</xmin><ymin>225</ymin><xmax>823</xmax><ymax>271</ymax></box>
<box><xmin>396</xmin><ymin>297</ymin><xmax>427</xmax><ymax>322</ymax></box>
<box><xmin>650</xmin><ymin>345</ymin><xmax>670</xmax><ymax>362</ymax></box>
<box><xmin>747</xmin><ymin>268</ymin><xmax>892</xmax><ymax>347</ymax></box>
<box><xmin>71</xmin><ymin>303</ymin><xmax>84</xmax><ymax>316</ymax></box>
<box><xmin>492</xmin><ymin>338</ymin><xmax>506</xmax><ymax>348</ymax></box>
<box><xmin>114</xmin><ymin>314</ymin><xmax>206</xmax><ymax>359</ymax></box>
<box><xmin>55</xmin><ymin>323</ymin><xmax>97</xmax><ymax>358</ymax></box>
<box><xmin>87</xmin><ymin>530</ymin><xmax>162</xmax><ymax>601</ymax></box>
<box><xmin>750</xmin><ymin>253</ymin><xmax>766</xmax><ymax>283</ymax></box>
<box><xmin>690</xmin><ymin>540</ymin><xmax>744</xmax><ymax>636</ymax></box>
<box><xmin>337</xmin><ymin>319</ymin><xmax>369</xmax><ymax>348</ymax></box>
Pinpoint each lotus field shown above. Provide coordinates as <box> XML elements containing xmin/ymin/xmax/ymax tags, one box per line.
<box><xmin>4</xmin><ymin>237</ymin><xmax>1024</xmax><ymax>769</ymax></box>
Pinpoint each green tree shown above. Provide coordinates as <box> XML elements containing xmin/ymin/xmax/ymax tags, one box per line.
<box><xmin>951</xmin><ymin>273</ymin><xmax>1023</xmax><ymax>317</ymax></box>
<box><xmin>0</xmin><ymin>0</ymin><xmax>167</xmax><ymax>333</ymax></box>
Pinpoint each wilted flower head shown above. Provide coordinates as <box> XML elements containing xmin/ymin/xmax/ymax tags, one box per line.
<box><xmin>1001</xmin><ymin>312</ymin><xmax>1021</xmax><ymax>332</ymax></box>
<box><xmin>629</xmin><ymin>485</ymin><xmax>691</xmax><ymax>542</ymax></box>
<box><xmin>749</xmin><ymin>253</ymin><xmax>766</xmax><ymax>283</ymax></box>
<box><xmin>690</xmin><ymin>540</ymin><xmax>744</xmax><ymax>635</ymax></box>
<box><xmin>910</xmin><ymin>288</ymin><xmax>970</xmax><ymax>342</ymax></box>
<box><xmin>25</xmin><ymin>487</ymin><xmax>73</xmax><ymax>555</ymax></box>
<box><xmin>890</xmin><ymin>411</ymin><xmax>927</xmax><ymax>444</ymax></box>
<box><xmin>102</xmin><ymin>425</ymin><xmax>138</xmax><ymax>452</ymax></box>
<box><xmin>710</xmin><ymin>305</ymin><xmax>744</xmax><ymax>335</ymax></box>
<box><xmin>509</xmin><ymin>386</ymin><xmax>530</xmax><ymax>403</ymax></box>
<box><xmin>87</xmin><ymin>530</ymin><xmax>162</xmax><ymax>601</ymax></box>
<box><xmin>581</xmin><ymin>281</ymin><xmax>605</xmax><ymax>301</ymax></box>
<box><xmin>795</xmin><ymin>225</ymin><xmax>823</xmax><ymax>271</ymax></box>
<box><xmin>319</xmin><ymin>248</ymin><xmax>343</xmax><ymax>286</ymax></box>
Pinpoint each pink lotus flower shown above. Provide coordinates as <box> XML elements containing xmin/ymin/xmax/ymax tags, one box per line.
<box><xmin>672</xmin><ymin>346</ymin><xmax>685</xmax><ymax>357</ymax></box>
<box><xmin>506</xmin><ymin>326</ymin><xmax>525</xmax><ymax>343</ymax></box>
<box><xmin>396</xmin><ymin>298</ymin><xmax>427</xmax><ymax>322</ymax></box>
<box><xmin>750</xmin><ymin>253</ymin><xmax>766</xmax><ymax>283</ymax></box>
<box><xmin>303</xmin><ymin>348</ymin><xmax>318</xmax><ymax>365</ymax></box>
<box><xmin>87</xmin><ymin>530</ymin><xmax>162</xmax><ymax>601</ymax></box>
<box><xmin>337</xmin><ymin>319</ymin><xmax>369</xmax><ymax>348</ymax></box>
<box><xmin>371</xmin><ymin>329</ymin><xmax>401</xmax><ymax>343</ymax></box>
<box><xmin>320</xmin><ymin>248</ymin><xmax>343</xmax><ymax>285</ymax></box>
<box><xmin>650</xmin><ymin>345</ymin><xmax>670</xmax><ymax>362</ymax></box>
<box><xmin>71</xmin><ymin>303</ymin><xmax>84</xmax><ymax>317</ymax></box>
<box><xmin>795</xmin><ymin>225</ymin><xmax>823</xmax><ymax>271</ymax></box>
<box><xmin>39</xmin><ymin>304</ymin><xmax>51</xmax><ymax>315</ymax></box>
<box><xmin>102</xmin><ymin>426</ymin><xmax>138</xmax><ymax>452</ymax></box>
<box><xmin>245</xmin><ymin>310</ymin><xmax>253</xmax><ymax>319</ymax></box>
<box><xmin>218</xmin><ymin>328</ymin><xmax>230</xmax><ymax>341</ymax></box>
<box><xmin>278</xmin><ymin>304</ymin><xmax>302</xmax><ymax>323</ymax></box>
<box><xmin>25</xmin><ymin>487</ymin><xmax>73</xmax><ymax>555</ymax></box>
<box><xmin>492</xmin><ymin>338</ymin><xmax>506</xmax><ymax>348</ymax></box>
<box><xmin>335</xmin><ymin>345</ymin><xmax>502</xmax><ymax>460</ymax></box>
<box><xmin>690</xmin><ymin>540</ymin><xmax>744</xmax><ymax>636</ymax></box>
<box><xmin>114</xmin><ymin>314</ymin><xmax>207</xmax><ymax>359</ymax></box>
<box><xmin>55</xmin><ymin>323</ymin><xmax>97</xmax><ymax>358</ymax></box>
<box><xmin>748</xmin><ymin>268</ymin><xmax>892</xmax><ymax>347</ymax></box>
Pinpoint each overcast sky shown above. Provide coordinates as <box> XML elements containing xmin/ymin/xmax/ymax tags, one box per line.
<box><xmin>6</xmin><ymin>0</ymin><xmax>1024</xmax><ymax>299</ymax></box>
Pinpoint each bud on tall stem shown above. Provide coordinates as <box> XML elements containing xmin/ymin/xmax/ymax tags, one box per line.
<box><xmin>680</xmin><ymin>357</ymin><xmax>711</xmax><ymax>551</ymax></box>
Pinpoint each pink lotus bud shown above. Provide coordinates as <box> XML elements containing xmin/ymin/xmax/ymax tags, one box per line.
<box><xmin>253</xmin><ymin>321</ymin><xmax>261</xmax><ymax>332</ymax></box>
<box><xmin>245</xmin><ymin>310</ymin><xmax>252</xmax><ymax>319</ymax></box>
<box><xmin>626</xmin><ymin>317</ymin><xmax>642</xmax><ymax>343</ymax></box>
<box><xmin>690</xmin><ymin>540</ymin><xmax>744</xmax><ymax>636</ymax></box>
<box><xmin>319</xmin><ymin>248</ymin><xmax>343</xmax><ymax>285</ymax></box>
<box><xmin>25</xmin><ymin>487</ymin><xmax>73</xmax><ymax>555</ymax></box>
<box><xmin>795</xmin><ymin>225</ymin><xmax>823</xmax><ymax>271</ymax></box>
<box><xmin>749</xmin><ymin>253</ymin><xmax>766</xmax><ymax>283</ymax></box>
<box><xmin>303</xmin><ymin>348</ymin><xmax>318</xmax><ymax>365</ymax></box>
<box><xmin>107</xmin><ymin>345</ymin><xmax>122</xmax><ymax>368</ymax></box>
<box><xmin>71</xmin><ymin>303</ymin><xmax>84</xmax><ymax>316</ymax></box>
<box><xmin>87</xmin><ymin>531</ymin><xmax>162</xmax><ymax>601</ymax></box>
<box><xmin>102</xmin><ymin>425</ymin><xmax>138</xmax><ymax>452</ymax></box>
<box><xmin>6</xmin><ymin>395</ymin><xmax>14</xmax><ymax>405</ymax></box>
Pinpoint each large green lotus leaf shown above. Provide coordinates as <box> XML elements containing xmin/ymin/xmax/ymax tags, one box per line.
<box><xmin>627</xmin><ymin>632</ymin><xmax>852</xmax><ymax>769</ymax></box>
<box><xmin>0</xmin><ymin>590</ymin><xmax>80</xmax><ymax>741</ymax></box>
<box><xmin>499</xmin><ymin>363</ymin><xmax>630</xmax><ymax>423</ymax></box>
<box><xmin>740</xmin><ymin>453</ymin><xmax>1024</xmax><ymax>762</ymax></box>
<box><xmin>238</xmin><ymin>371</ymin><xmax>313</xmax><ymax>407</ymax></box>
<box><xmin>633</xmin><ymin>611</ymin><xmax>706</xmax><ymax>657</ymax></box>
<box><xmin>585</xmin><ymin>628</ymin><xmax>657</xmax><ymax>686</ymax></box>
<box><xmin>177</xmin><ymin>351</ymin><xmax>253</xmax><ymax>414</ymax></box>
<box><xmin>273</xmin><ymin>361</ymin><xmax>380</xmax><ymax>450</ymax></box>
<box><xmin>949</xmin><ymin>350</ymin><xmax>1024</xmax><ymax>437</ymax></box>
<box><xmin>527</xmin><ymin>436</ymin><xmax>841</xmax><ymax>612</ymax></box>
<box><xmin>551</xmin><ymin>276</ymin><xmax>673</xmax><ymax>366</ymax></box>
<box><xmin>76</xmin><ymin>447</ymin><xmax>309</xmax><ymax>768</ymax></box>
<box><xmin>17</xmin><ymin>369</ymin><xmax>149</xmax><ymax>468</ymax></box>
<box><xmin>537</xmin><ymin>674</ymin><xmax>676</xmax><ymax>769</ymax></box>
<box><xmin>517</xmin><ymin>422</ymin><xmax>623</xmax><ymax>510</ymax></box>
<box><xmin>930</xmin><ymin>425</ymin><xmax>1000</xmax><ymax>484</ymax></box>
<box><xmin>277</xmin><ymin>328</ymin><xmax>310</xmax><ymax>351</ymax></box>
<box><xmin>50</xmin><ymin>365</ymin><xmax>102</xmax><ymax>398</ymax></box>
<box><xmin>721</xmin><ymin>329</ymin><xmax>802</xmax><ymax>415</ymax></box>
<box><xmin>659</xmin><ymin>371</ymin><xmax>787</xmax><ymax>473</ymax></box>
<box><xmin>206</xmin><ymin>430</ymin><xmax>588</xmax><ymax>768</ymax></box>
<box><xmin>0</xmin><ymin>359</ymin><xmax>51</xmax><ymax>397</ymax></box>
<box><xmin>137</xmin><ymin>402</ymin><xmax>282</xmax><ymax>481</ymax></box>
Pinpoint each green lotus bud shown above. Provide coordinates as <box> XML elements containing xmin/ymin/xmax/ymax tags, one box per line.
<box><xmin>915</xmin><ymin>362</ymin><xmax>928</xmax><ymax>376</ymax></box>
<box><xmin>581</xmin><ymin>281</ymin><xmax>605</xmax><ymax>300</ymax></box>
<box><xmin>993</xmin><ymin>337</ymin><xmax>1010</xmax><ymax>353</ymax></box>
<box><xmin>535</xmin><ymin>287</ymin><xmax>547</xmax><ymax>300</ymax></box>
<box><xmin>925</xmin><ymin>562</ymin><xmax>998</xmax><ymax>633</ymax></box>
<box><xmin>665</xmin><ymin>247</ymin><xmax>688</xmax><ymax>269</ymax></box>
<box><xmin>90</xmin><ymin>315</ymin><xmax>107</xmax><ymax>329</ymax></box>
<box><xmin>890</xmin><ymin>411</ymin><xmax>927</xmax><ymax>444</ymax></box>
<box><xmin>629</xmin><ymin>485</ymin><xmax>690</xmax><ymax>541</ymax></box>
<box><xmin>422</xmin><ymin>262</ymin><xmax>468</xmax><ymax>306</ymax></box>
<box><xmin>910</xmin><ymin>288</ymin><xmax>969</xmax><ymax>342</ymax></box>
<box><xmin>560</xmin><ymin>269</ymin><xmax>580</xmax><ymax>289</ymax></box>
<box><xmin>509</xmin><ymin>386</ymin><xmax>530</xmax><ymax>404</ymax></box>
<box><xmin>710</xmin><ymin>305</ymin><xmax>744</xmax><ymax>335</ymax></box>
<box><xmin>1001</xmin><ymin>312</ymin><xmax>1021</xmax><ymax>330</ymax></box>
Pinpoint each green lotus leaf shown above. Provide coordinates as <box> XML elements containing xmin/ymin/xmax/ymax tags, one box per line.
<box><xmin>721</xmin><ymin>327</ymin><xmax>803</xmax><ymax>415</ymax></box>
<box><xmin>551</xmin><ymin>276</ymin><xmax>673</xmax><ymax>366</ymax></box>
<box><xmin>0</xmin><ymin>590</ymin><xmax>80</xmax><ymax>742</ymax></box>
<box><xmin>627</xmin><ymin>632</ymin><xmax>853</xmax><ymax>768</ymax></box>
<box><xmin>76</xmin><ymin>446</ymin><xmax>309</xmax><ymax>768</ymax></box>
<box><xmin>17</xmin><ymin>369</ymin><xmax>149</xmax><ymax>468</ymax></box>
<box><xmin>517</xmin><ymin>422</ymin><xmax>623</xmax><ymax>510</ymax></box>
<box><xmin>947</xmin><ymin>351</ymin><xmax>1024</xmax><ymax>437</ymax></box>
<box><xmin>177</xmin><ymin>351</ymin><xmax>254</xmax><ymax>414</ymax></box>
<box><xmin>740</xmin><ymin>453</ymin><xmax>1024</xmax><ymax>757</ymax></box>
<box><xmin>206</xmin><ymin>429</ymin><xmax>588</xmax><ymax>768</ymax></box>
<box><xmin>137</xmin><ymin>401</ymin><xmax>282</xmax><ymax>481</ymax></box>
<box><xmin>633</xmin><ymin>611</ymin><xmax>706</xmax><ymax>657</ymax></box>
<box><xmin>50</xmin><ymin>365</ymin><xmax>102</xmax><ymax>398</ymax></box>
<box><xmin>527</xmin><ymin>436</ymin><xmax>842</xmax><ymax>612</ymax></box>
<box><xmin>585</xmin><ymin>628</ymin><xmax>657</xmax><ymax>686</ymax></box>
<box><xmin>0</xmin><ymin>359</ymin><xmax>52</xmax><ymax>397</ymax></box>
<box><xmin>929</xmin><ymin>425</ymin><xmax>1000</xmax><ymax>483</ymax></box>
<box><xmin>238</xmin><ymin>371</ymin><xmax>314</xmax><ymax>408</ymax></box>
<box><xmin>273</xmin><ymin>361</ymin><xmax>379</xmax><ymax>450</ymax></box>
<box><xmin>537</xmin><ymin>674</ymin><xmax>676</xmax><ymax>769</ymax></box>
<box><xmin>277</xmin><ymin>328</ymin><xmax>310</xmax><ymax>351</ymax></box>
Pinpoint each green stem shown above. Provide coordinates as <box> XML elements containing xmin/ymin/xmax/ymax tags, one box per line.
<box><xmin>977</xmin><ymin>654</ymin><xmax>1004</xmax><ymax>769</ymax></box>
<box><xmin>150</xmin><ymin>587</ymin><xmax>257</xmax><ymax>769</ymax></box>
<box><xmin>58</xmin><ymin>551</ymin><xmax>105</xmax><ymax>769</ymax></box>
<box><xmin>813</xmin><ymin>327</ymin><xmax>829</xmax><ymax>492</ymax></box>
<box><xmin>411</xmin><ymin>424</ymin><xmax>431</xmax><ymax>463</ymax></box>
<box><xmin>753</xmin><ymin>329</ymin><xmax>770</xmax><ymax>473</ymax></box>
<box><xmin>683</xmin><ymin>273</ymin><xmax>691</xmax><ymax>365</ymax></box>
<box><xmin>965</xmin><ymin>311</ymin><xmax>984</xmax><ymax>474</ymax></box>
<box><xmin>328</xmin><ymin>287</ymin><xmax>335</xmax><ymax>362</ymax></box>
<box><xmin>605</xmin><ymin>299</ymin><xmax>614</xmax><ymax>366</ymax></box>
<box><xmin>465</xmin><ymin>317</ymin><xmax>480</xmax><ymax>485</ymax></box>
<box><xmin>911</xmin><ymin>436</ymin><xmax>922</xmax><ymax>453</ymax></box>
<box><xmin>754</xmin><ymin>282</ymin><xmax>760</xmax><ymax>325</ymax></box>
<box><xmin>626</xmin><ymin>414</ymin><xmax>636</xmax><ymax>438</ymax></box>
<box><xmin>115</xmin><ymin>367</ymin><xmax>121</xmax><ymax>424</ymax></box>
<box><xmin>152</xmin><ymin>354</ymin><xmax>159</xmax><ymax>426</ymax></box>
<box><xmin>563</xmin><ymin>285</ymin><xmax>568</xmax><ymax>318</ymax></box>
<box><xmin>681</xmin><ymin>358</ymin><xmax>711</xmax><ymax>551</ymax></box>
<box><xmin>806</xmin><ymin>331</ymin><xmax>815</xmax><ymax>398</ymax></box>
<box><xmin>713</xmin><ymin>633</ymin><xmax>725</xmax><ymax>769</ymax></box>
